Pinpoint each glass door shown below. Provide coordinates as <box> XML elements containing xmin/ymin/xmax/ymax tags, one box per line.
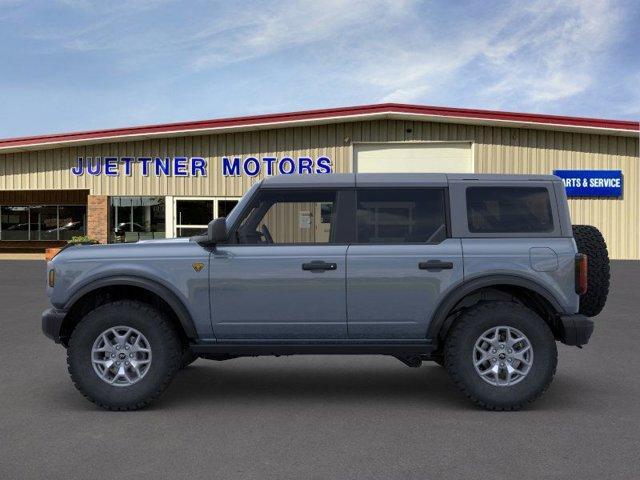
<box><xmin>174</xmin><ymin>197</ymin><xmax>239</xmax><ymax>238</ymax></box>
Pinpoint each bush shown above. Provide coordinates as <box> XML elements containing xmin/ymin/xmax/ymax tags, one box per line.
<box><xmin>68</xmin><ymin>235</ymin><xmax>99</xmax><ymax>245</ymax></box>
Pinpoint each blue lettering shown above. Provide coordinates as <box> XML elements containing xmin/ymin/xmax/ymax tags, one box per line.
<box><xmin>139</xmin><ymin>157</ymin><xmax>152</xmax><ymax>176</ymax></box>
<box><xmin>279</xmin><ymin>157</ymin><xmax>295</xmax><ymax>175</ymax></box>
<box><xmin>263</xmin><ymin>157</ymin><xmax>277</xmax><ymax>176</ymax></box>
<box><xmin>191</xmin><ymin>157</ymin><xmax>207</xmax><ymax>176</ymax></box>
<box><xmin>87</xmin><ymin>157</ymin><xmax>102</xmax><ymax>176</ymax></box>
<box><xmin>174</xmin><ymin>157</ymin><xmax>188</xmax><ymax>176</ymax></box>
<box><xmin>121</xmin><ymin>157</ymin><xmax>133</xmax><ymax>176</ymax></box>
<box><xmin>298</xmin><ymin>157</ymin><xmax>313</xmax><ymax>174</ymax></box>
<box><xmin>71</xmin><ymin>157</ymin><xmax>84</xmax><ymax>176</ymax></box>
<box><xmin>104</xmin><ymin>157</ymin><xmax>118</xmax><ymax>176</ymax></box>
<box><xmin>243</xmin><ymin>157</ymin><xmax>260</xmax><ymax>176</ymax></box>
<box><xmin>222</xmin><ymin>157</ymin><xmax>241</xmax><ymax>176</ymax></box>
<box><xmin>155</xmin><ymin>157</ymin><xmax>170</xmax><ymax>176</ymax></box>
<box><xmin>316</xmin><ymin>156</ymin><xmax>332</xmax><ymax>174</ymax></box>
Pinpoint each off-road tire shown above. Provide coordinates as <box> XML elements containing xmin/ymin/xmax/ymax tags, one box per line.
<box><xmin>444</xmin><ymin>301</ymin><xmax>557</xmax><ymax>411</ymax></box>
<box><xmin>572</xmin><ymin>224</ymin><xmax>610</xmax><ymax>317</ymax></box>
<box><xmin>180</xmin><ymin>349</ymin><xmax>199</xmax><ymax>369</ymax></box>
<box><xmin>67</xmin><ymin>300</ymin><xmax>182</xmax><ymax>411</ymax></box>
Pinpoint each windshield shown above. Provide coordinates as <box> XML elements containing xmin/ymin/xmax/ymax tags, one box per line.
<box><xmin>225</xmin><ymin>181</ymin><xmax>260</xmax><ymax>229</ymax></box>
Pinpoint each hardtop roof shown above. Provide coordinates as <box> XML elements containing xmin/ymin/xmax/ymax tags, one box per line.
<box><xmin>259</xmin><ymin>172</ymin><xmax>560</xmax><ymax>188</ymax></box>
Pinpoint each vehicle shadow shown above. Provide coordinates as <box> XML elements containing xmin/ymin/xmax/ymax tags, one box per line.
<box><xmin>44</xmin><ymin>357</ymin><xmax>589</xmax><ymax>412</ymax></box>
<box><xmin>162</xmin><ymin>359</ymin><xmax>470</xmax><ymax>409</ymax></box>
<box><xmin>156</xmin><ymin>358</ymin><xmax>585</xmax><ymax>411</ymax></box>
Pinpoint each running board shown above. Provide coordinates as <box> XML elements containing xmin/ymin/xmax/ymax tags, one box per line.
<box><xmin>190</xmin><ymin>341</ymin><xmax>437</xmax><ymax>357</ymax></box>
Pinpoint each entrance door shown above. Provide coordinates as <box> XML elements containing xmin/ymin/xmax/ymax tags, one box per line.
<box><xmin>210</xmin><ymin>188</ymin><xmax>348</xmax><ymax>340</ymax></box>
<box><xmin>346</xmin><ymin>187</ymin><xmax>463</xmax><ymax>339</ymax></box>
<box><xmin>174</xmin><ymin>197</ymin><xmax>239</xmax><ymax>237</ymax></box>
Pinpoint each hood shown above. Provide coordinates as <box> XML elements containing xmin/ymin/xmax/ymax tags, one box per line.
<box><xmin>51</xmin><ymin>237</ymin><xmax>195</xmax><ymax>264</ymax></box>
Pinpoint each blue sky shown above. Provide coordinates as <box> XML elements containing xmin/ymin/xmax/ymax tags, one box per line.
<box><xmin>1</xmin><ymin>0</ymin><xmax>638</xmax><ymax>138</ymax></box>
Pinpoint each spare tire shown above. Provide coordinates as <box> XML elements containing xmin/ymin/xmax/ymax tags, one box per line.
<box><xmin>572</xmin><ymin>225</ymin><xmax>610</xmax><ymax>317</ymax></box>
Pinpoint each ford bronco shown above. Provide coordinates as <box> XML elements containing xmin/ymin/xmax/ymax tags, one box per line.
<box><xmin>42</xmin><ymin>173</ymin><xmax>609</xmax><ymax>410</ymax></box>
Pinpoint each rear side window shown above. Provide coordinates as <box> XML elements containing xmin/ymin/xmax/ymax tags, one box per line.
<box><xmin>356</xmin><ymin>189</ymin><xmax>447</xmax><ymax>243</ymax></box>
<box><xmin>466</xmin><ymin>187</ymin><xmax>553</xmax><ymax>233</ymax></box>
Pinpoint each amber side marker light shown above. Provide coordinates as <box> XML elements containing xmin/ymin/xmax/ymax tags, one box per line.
<box><xmin>575</xmin><ymin>253</ymin><xmax>588</xmax><ymax>295</ymax></box>
<box><xmin>48</xmin><ymin>269</ymin><xmax>55</xmax><ymax>288</ymax></box>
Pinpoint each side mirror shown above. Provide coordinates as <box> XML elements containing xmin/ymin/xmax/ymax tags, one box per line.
<box><xmin>208</xmin><ymin>217</ymin><xmax>228</xmax><ymax>244</ymax></box>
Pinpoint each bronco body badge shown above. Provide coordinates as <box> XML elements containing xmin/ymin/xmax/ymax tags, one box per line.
<box><xmin>192</xmin><ymin>262</ymin><xmax>205</xmax><ymax>272</ymax></box>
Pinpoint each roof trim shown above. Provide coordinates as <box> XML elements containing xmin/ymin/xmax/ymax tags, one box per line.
<box><xmin>1</xmin><ymin>103</ymin><xmax>637</xmax><ymax>153</ymax></box>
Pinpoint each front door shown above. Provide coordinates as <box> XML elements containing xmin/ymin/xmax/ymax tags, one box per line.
<box><xmin>347</xmin><ymin>187</ymin><xmax>463</xmax><ymax>339</ymax></box>
<box><xmin>211</xmin><ymin>188</ymin><xmax>349</xmax><ymax>340</ymax></box>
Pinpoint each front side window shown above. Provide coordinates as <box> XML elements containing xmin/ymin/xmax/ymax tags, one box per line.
<box><xmin>236</xmin><ymin>190</ymin><xmax>337</xmax><ymax>244</ymax></box>
<box><xmin>356</xmin><ymin>189</ymin><xmax>447</xmax><ymax>244</ymax></box>
<box><xmin>466</xmin><ymin>187</ymin><xmax>554</xmax><ymax>233</ymax></box>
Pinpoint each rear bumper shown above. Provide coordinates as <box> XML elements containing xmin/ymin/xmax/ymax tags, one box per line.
<box><xmin>42</xmin><ymin>307</ymin><xmax>67</xmax><ymax>344</ymax></box>
<box><xmin>558</xmin><ymin>314</ymin><xmax>594</xmax><ymax>346</ymax></box>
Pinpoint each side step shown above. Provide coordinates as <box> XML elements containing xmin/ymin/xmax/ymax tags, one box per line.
<box><xmin>190</xmin><ymin>341</ymin><xmax>437</xmax><ymax>357</ymax></box>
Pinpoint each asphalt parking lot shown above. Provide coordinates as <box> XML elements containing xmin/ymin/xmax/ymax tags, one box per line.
<box><xmin>1</xmin><ymin>260</ymin><xmax>639</xmax><ymax>479</ymax></box>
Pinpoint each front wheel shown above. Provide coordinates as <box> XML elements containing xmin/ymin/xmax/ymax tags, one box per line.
<box><xmin>444</xmin><ymin>301</ymin><xmax>557</xmax><ymax>410</ymax></box>
<box><xmin>67</xmin><ymin>300</ymin><xmax>182</xmax><ymax>411</ymax></box>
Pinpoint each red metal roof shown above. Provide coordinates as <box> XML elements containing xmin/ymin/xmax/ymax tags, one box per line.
<box><xmin>1</xmin><ymin>103</ymin><xmax>637</xmax><ymax>151</ymax></box>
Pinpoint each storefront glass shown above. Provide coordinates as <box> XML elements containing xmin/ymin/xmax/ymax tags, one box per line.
<box><xmin>174</xmin><ymin>198</ymin><xmax>239</xmax><ymax>238</ymax></box>
<box><xmin>110</xmin><ymin>197</ymin><xmax>165</xmax><ymax>243</ymax></box>
<box><xmin>0</xmin><ymin>205</ymin><xmax>86</xmax><ymax>241</ymax></box>
<box><xmin>57</xmin><ymin>206</ymin><xmax>87</xmax><ymax>240</ymax></box>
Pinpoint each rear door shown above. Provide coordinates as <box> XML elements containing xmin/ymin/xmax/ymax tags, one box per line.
<box><xmin>346</xmin><ymin>187</ymin><xmax>463</xmax><ymax>339</ymax></box>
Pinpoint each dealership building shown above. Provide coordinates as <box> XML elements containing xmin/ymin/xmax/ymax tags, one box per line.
<box><xmin>0</xmin><ymin>103</ymin><xmax>638</xmax><ymax>258</ymax></box>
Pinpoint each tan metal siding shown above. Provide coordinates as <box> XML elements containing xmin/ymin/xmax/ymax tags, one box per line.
<box><xmin>474</xmin><ymin>127</ymin><xmax>639</xmax><ymax>259</ymax></box>
<box><xmin>0</xmin><ymin>120</ymin><xmax>637</xmax><ymax>258</ymax></box>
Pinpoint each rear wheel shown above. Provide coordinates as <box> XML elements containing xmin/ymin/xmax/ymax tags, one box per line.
<box><xmin>444</xmin><ymin>301</ymin><xmax>557</xmax><ymax>410</ymax></box>
<box><xmin>67</xmin><ymin>300</ymin><xmax>182</xmax><ymax>411</ymax></box>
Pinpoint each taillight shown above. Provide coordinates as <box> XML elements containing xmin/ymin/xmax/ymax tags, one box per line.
<box><xmin>575</xmin><ymin>253</ymin><xmax>588</xmax><ymax>295</ymax></box>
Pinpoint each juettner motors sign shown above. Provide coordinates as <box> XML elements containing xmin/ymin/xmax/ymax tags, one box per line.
<box><xmin>553</xmin><ymin>170</ymin><xmax>623</xmax><ymax>197</ymax></box>
<box><xmin>70</xmin><ymin>156</ymin><xmax>333</xmax><ymax>177</ymax></box>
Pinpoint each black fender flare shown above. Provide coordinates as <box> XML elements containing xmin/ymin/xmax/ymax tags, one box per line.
<box><xmin>64</xmin><ymin>275</ymin><xmax>198</xmax><ymax>339</ymax></box>
<box><xmin>426</xmin><ymin>274</ymin><xmax>563</xmax><ymax>340</ymax></box>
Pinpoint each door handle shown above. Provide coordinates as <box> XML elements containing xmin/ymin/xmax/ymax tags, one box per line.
<box><xmin>419</xmin><ymin>260</ymin><xmax>454</xmax><ymax>271</ymax></box>
<box><xmin>302</xmin><ymin>261</ymin><xmax>337</xmax><ymax>272</ymax></box>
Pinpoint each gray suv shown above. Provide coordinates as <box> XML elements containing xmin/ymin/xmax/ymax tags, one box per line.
<box><xmin>42</xmin><ymin>173</ymin><xmax>609</xmax><ymax>411</ymax></box>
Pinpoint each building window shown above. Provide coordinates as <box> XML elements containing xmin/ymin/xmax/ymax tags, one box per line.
<box><xmin>174</xmin><ymin>198</ymin><xmax>240</xmax><ymax>238</ymax></box>
<box><xmin>0</xmin><ymin>205</ymin><xmax>86</xmax><ymax>241</ymax></box>
<box><xmin>110</xmin><ymin>197</ymin><xmax>165</xmax><ymax>243</ymax></box>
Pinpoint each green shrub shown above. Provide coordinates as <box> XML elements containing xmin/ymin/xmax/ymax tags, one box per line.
<box><xmin>68</xmin><ymin>235</ymin><xmax>99</xmax><ymax>245</ymax></box>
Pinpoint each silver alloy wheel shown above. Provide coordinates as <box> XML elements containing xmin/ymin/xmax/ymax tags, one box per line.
<box><xmin>91</xmin><ymin>326</ymin><xmax>152</xmax><ymax>387</ymax></box>
<box><xmin>472</xmin><ymin>326</ymin><xmax>533</xmax><ymax>387</ymax></box>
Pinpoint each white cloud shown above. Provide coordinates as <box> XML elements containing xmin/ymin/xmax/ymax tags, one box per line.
<box><xmin>189</xmin><ymin>0</ymin><xmax>414</xmax><ymax>69</ymax></box>
<box><xmin>347</xmin><ymin>0</ymin><xmax>625</xmax><ymax>109</ymax></box>
<box><xmin>6</xmin><ymin>0</ymin><xmax>634</xmax><ymax>122</ymax></box>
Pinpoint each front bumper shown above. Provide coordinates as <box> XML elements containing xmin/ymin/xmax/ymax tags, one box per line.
<box><xmin>558</xmin><ymin>314</ymin><xmax>594</xmax><ymax>346</ymax></box>
<box><xmin>42</xmin><ymin>307</ymin><xmax>68</xmax><ymax>344</ymax></box>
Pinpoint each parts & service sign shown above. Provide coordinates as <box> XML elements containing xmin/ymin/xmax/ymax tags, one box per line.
<box><xmin>553</xmin><ymin>170</ymin><xmax>623</xmax><ymax>198</ymax></box>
